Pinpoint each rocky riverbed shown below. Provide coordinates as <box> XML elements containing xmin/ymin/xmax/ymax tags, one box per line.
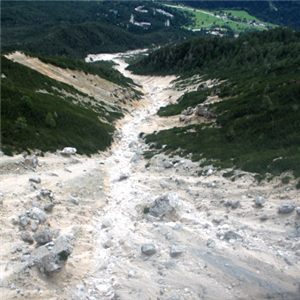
<box><xmin>1</xmin><ymin>51</ymin><xmax>299</xmax><ymax>300</ymax></box>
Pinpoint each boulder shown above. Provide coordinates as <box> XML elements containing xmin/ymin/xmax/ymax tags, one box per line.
<box><xmin>296</xmin><ymin>207</ymin><xmax>300</xmax><ymax>216</ymax></box>
<box><xmin>60</xmin><ymin>147</ymin><xmax>77</xmax><ymax>156</ymax></box>
<box><xmin>29</xmin><ymin>207</ymin><xmax>47</xmax><ymax>224</ymax></box>
<box><xmin>141</xmin><ymin>243</ymin><xmax>157</xmax><ymax>256</ymax></box>
<box><xmin>33</xmin><ymin>228</ymin><xmax>53</xmax><ymax>245</ymax></box>
<box><xmin>255</xmin><ymin>197</ymin><xmax>266</xmax><ymax>206</ymax></box>
<box><xmin>149</xmin><ymin>193</ymin><xmax>178</xmax><ymax>218</ymax></box>
<box><xmin>24</xmin><ymin>155</ymin><xmax>38</xmax><ymax>168</ymax></box>
<box><xmin>278</xmin><ymin>202</ymin><xmax>296</xmax><ymax>214</ymax></box>
<box><xmin>181</xmin><ymin>107</ymin><xmax>194</xmax><ymax>116</ymax></box>
<box><xmin>34</xmin><ymin>234</ymin><xmax>73</xmax><ymax>275</ymax></box>
<box><xmin>163</xmin><ymin>161</ymin><xmax>174</xmax><ymax>169</ymax></box>
<box><xmin>260</xmin><ymin>214</ymin><xmax>268</xmax><ymax>221</ymax></box>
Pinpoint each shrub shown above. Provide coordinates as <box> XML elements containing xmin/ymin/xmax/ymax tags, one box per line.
<box><xmin>45</xmin><ymin>112</ymin><xmax>56</xmax><ymax>128</ymax></box>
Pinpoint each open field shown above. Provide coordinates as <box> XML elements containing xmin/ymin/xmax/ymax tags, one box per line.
<box><xmin>165</xmin><ymin>4</ymin><xmax>277</xmax><ymax>33</ymax></box>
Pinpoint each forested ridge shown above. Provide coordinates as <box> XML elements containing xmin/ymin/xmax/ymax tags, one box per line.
<box><xmin>130</xmin><ymin>27</ymin><xmax>300</xmax><ymax>179</ymax></box>
<box><xmin>1</xmin><ymin>1</ymin><xmax>199</xmax><ymax>59</ymax></box>
<box><xmin>177</xmin><ymin>1</ymin><xmax>300</xmax><ymax>30</ymax></box>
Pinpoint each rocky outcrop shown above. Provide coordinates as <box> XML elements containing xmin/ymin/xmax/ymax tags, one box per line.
<box><xmin>33</xmin><ymin>234</ymin><xmax>73</xmax><ymax>275</ymax></box>
<box><xmin>149</xmin><ymin>193</ymin><xmax>178</xmax><ymax>218</ymax></box>
<box><xmin>195</xmin><ymin>104</ymin><xmax>216</xmax><ymax>119</ymax></box>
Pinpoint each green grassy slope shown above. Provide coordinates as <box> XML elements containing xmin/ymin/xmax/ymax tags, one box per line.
<box><xmin>1</xmin><ymin>56</ymin><xmax>124</xmax><ymax>156</ymax></box>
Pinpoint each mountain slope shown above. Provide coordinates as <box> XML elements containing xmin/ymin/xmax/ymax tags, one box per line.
<box><xmin>129</xmin><ymin>27</ymin><xmax>300</xmax><ymax>178</ymax></box>
<box><xmin>1</xmin><ymin>54</ymin><xmax>133</xmax><ymax>155</ymax></box>
<box><xmin>1</xmin><ymin>1</ymin><xmax>199</xmax><ymax>59</ymax></box>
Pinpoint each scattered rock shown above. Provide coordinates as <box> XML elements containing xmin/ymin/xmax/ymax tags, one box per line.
<box><xmin>260</xmin><ymin>214</ymin><xmax>268</xmax><ymax>221</ymax></box>
<box><xmin>231</xmin><ymin>200</ymin><xmax>240</xmax><ymax>209</ymax></box>
<box><xmin>141</xmin><ymin>243</ymin><xmax>157</xmax><ymax>256</ymax></box>
<box><xmin>24</xmin><ymin>155</ymin><xmax>38</xmax><ymax>168</ymax></box>
<box><xmin>69</xmin><ymin>195</ymin><xmax>79</xmax><ymax>205</ymax></box>
<box><xmin>224</xmin><ymin>231</ymin><xmax>242</xmax><ymax>240</ymax></box>
<box><xmin>44</xmin><ymin>202</ymin><xmax>55</xmax><ymax>212</ymax></box>
<box><xmin>255</xmin><ymin>197</ymin><xmax>266</xmax><ymax>206</ymax></box>
<box><xmin>33</xmin><ymin>228</ymin><xmax>53</xmax><ymax>246</ymax></box>
<box><xmin>278</xmin><ymin>202</ymin><xmax>296</xmax><ymax>214</ymax></box>
<box><xmin>21</xmin><ymin>231</ymin><xmax>34</xmax><ymax>244</ymax></box>
<box><xmin>60</xmin><ymin>147</ymin><xmax>77</xmax><ymax>156</ymax></box>
<box><xmin>11</xmin><ymin>244</ymin><xmax>23</xmax><ymax>254</ymax></box>
<box><xmin>29</xmin><ymin>207</ymin><xmax>47</xmax><ymax>224</ymax></box>
<box><xmin>118</xmin><ymin>173</ymin><xmax>129</xmax><ymax>181</ymax></box>
<box><xmin>149</xmin><ymin>193</ymin><xmax>178</xmax><ymax>218</ymax></box>
<box><xmin>128</xmin><ymin>141</ymin><xmax>137</xmax><ymax>148</ymax></box>
<box><xmin>170</xmin><ymin>245</ymin><xmax>187</xmax><ymax>257</ymax></box>
<box><xmin>29</xmin><ymin>177</ymin><xmax>41</xmax><ymax>184</ymax></box>
<box><xmin>101</xmin><ymin>220</ymin><xmax>111</xmax><ymax>229</ymax></box>
<box><xmin>163</xmin><ymin>161</ymin><xmax>174</xmax><ymax>169</ymax></box>
<box><xmin>19</xmin><ymin>216</ymin><xmax>31</xmax><ymax>228</ymax></box>
<box><xmin>33</xmin><ymin>234</ymin><xmax>73</xmax><ymax>275</ymax></box>
<box><xmin>206</xmin><ymin>239</ymin><xmax>216</xmax><ymax>248</ymax></box>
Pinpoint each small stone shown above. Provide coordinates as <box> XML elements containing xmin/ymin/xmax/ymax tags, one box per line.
<box><xmin>170</xmin><ymin>245</ymin><xmax>187</xmax><ymax>257</ymax></box>
<box><xmin>225</xmin><ymin>231</ymin><xmax>242</xmax><ymax>240</ymax></box>
<box><xmin>206</xmin><ymin>239</ymin><xmax>216</xmax><ymax>248</ymax></box>
<box><xmin>255</xmin><ymin>197</ymin><xmax>266</xmax><ymax>206</ymax></box>
<box><xmin>29</xmin><ymin>177</ymin><xmax>41</xmax><ymax>184</ymax></box>
<box><xmin>69</xmin><ymin>195</ymin><xmax>79</xmax><ymax>205</ymax></box>
<box><xmin>141</xmin><ymin>243</ymin><xmax>157</xmax><ymax>256</ymax></box>
<box><xmin>231</xmin><ymin>200</ymin><xmax>240</xmax><ymax>209</ymax></box>
<box><xmin>284</xmin><ymin>257</ymin><xmax>293</xmax><ymax>266</ymax></box>
<box><xmin>101</xmin><ymin>220</ymin><xmax>111</xmax><ymax>229</ymax></box>
<box><xmin>44</xmin><ymin>203</ymin><xmax>55</xmax><ymax>212</ymax></box>
<box><xmin>260</xmin><ymin>214</ymin><xmax>268</xmax><ymax>221</ymax></box>
<box><xmin>163</xmin><ymin>161</ymin><xmax>174</xmax><ymax>169</ymax></box>
<box><xmin>21</xmin><ymin>232</ymin><xmax>34</xmax><ymax>244</ymax></box>
<box><xmin>19</xmin><ymin>216</ymin><xmax>30</xmax><ymax>228</ymax></box>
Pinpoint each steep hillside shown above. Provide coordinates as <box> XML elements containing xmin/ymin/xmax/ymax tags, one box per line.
<box><xmin>1</xmin><ymin>53</ymin><xmax>140</xmax><ymax>156</ymax></box>
<box><xmin>129</xmin><ymin>27</ymin><xmax>300</xmax><ymax>179</ymax></box>
<box><xmin>1</xmin><ymin>1</ymin><xmax>199</xmax><ymax>59</ymax></box>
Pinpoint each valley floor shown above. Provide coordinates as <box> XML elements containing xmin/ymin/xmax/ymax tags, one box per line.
<box><xmin>1</xmin><ymin>51</ymin><xmax>299</xmax><ymax>300</ymax></box>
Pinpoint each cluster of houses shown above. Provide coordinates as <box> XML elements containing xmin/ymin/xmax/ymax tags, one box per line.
<box><xmin>130</xmin><ymin>6</ymin><xmax>174</xmax><ymax>29</ymax></box>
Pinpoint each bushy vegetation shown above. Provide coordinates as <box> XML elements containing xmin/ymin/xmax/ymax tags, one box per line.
<box><xmin>1</xmin><ymin>56</ymin><xmax>125</xmax><ymax>155</ymax></box>
<box><xmin>133</xmin><ymin>27</ymin><xmax>300</xmax><ymax>177</ymax></box>
<box><xmin>1</xmin><ymin>1</ymin><xmax>200</xmax><ymax>59</ymax></box>
<box><xmin>25</xmin><ymin>52</ymin><xmax>134</xmax><ymax>87</ymax></box>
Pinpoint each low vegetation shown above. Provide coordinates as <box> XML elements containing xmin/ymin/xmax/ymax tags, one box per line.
<box><xmin>1</xmin><ymin>56</ymin><xmax>125</xmax><ymax>156</ymax></box>
<box><xmin>131</xmin><ymin>27</ymin><xmax>300</xmax><ymax>178</ymax></box>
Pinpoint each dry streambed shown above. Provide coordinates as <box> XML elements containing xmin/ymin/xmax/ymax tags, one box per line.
<box><xmin>0</xmin><ymin>52</ymin><xmax>299</xmax><ymax>300</ymax></box>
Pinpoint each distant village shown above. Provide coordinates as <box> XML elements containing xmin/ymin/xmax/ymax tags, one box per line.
<box><xmin>130</xmin><ymin>6</ymin><xmax>174</xmax><ymax>29</ymax></box>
